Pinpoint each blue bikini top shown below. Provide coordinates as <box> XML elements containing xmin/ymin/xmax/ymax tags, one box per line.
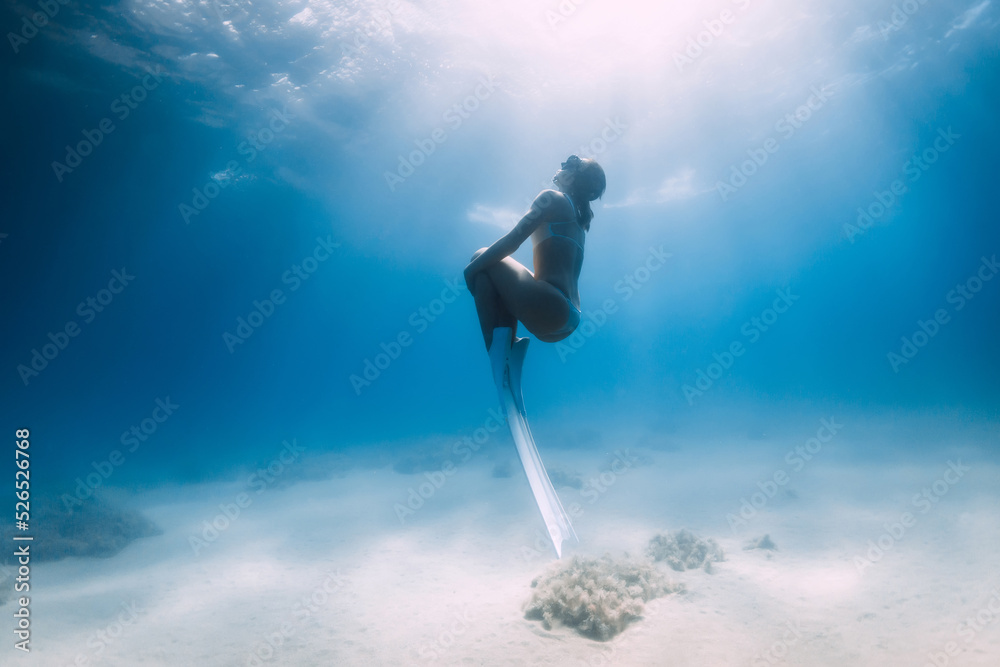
<box><xmin>531</xmin><ymin>193</ymin><xmax>585</xmax><ymax>252</ymax></box>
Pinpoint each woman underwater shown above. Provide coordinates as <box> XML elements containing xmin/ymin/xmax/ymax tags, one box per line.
<box><xmin>464</xmin><ymin>155</ymin><xmax>607</xmax><ymax>354</ymax></box>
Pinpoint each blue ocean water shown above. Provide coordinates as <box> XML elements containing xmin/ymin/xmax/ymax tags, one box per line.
<box><xmin>1</xmin><ymin>1</ymin><xmax>999</xmax><ymax>662</ymax></box>
<box><xmin>4</xmin><ymin>0</ymin><xmax>996</xmax><ymax>487</ymax></box>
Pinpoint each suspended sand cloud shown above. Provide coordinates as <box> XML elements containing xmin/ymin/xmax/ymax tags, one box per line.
<box><xmin>604</xmin><ymin>168</ymin><xmax>715</xmax><ymax>209</ymax></box>
<box><xmin>464</xmin><ymin>168</ymin><xmax>708</xmax><ymax>231</ymax></box>
<box><xmin>945</xmin><ymin>0</ymin><xmax>992</xmax><ymax>38</ymax></box>
<box><xmin>466</xmin><ymin>204</ymin><xmax>522</xmax><ymax>230</ymax></box>
<box><xmin>656</xmin><ymin>169</ymin><xmax>701</xmax><ymax>203</ymax></box>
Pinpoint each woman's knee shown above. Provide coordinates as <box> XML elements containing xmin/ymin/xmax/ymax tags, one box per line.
<box><xmin>470</xmin><ymin>247</ymin><xmax>488</xmax><ymax>262</ymax></box>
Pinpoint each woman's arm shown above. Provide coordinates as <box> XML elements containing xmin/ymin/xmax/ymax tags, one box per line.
<box><xmin>464</xmin><ymin>191</ymin><xmax>558</xmax><ymax>285</ymax></box>
<box><xmin>464</xmin><ymin>233</ymin><xmax>518</xmax><ymax>284</ymax></box>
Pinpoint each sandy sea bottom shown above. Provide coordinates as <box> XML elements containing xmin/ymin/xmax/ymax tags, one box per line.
<box><xmin>5</xmin><ymin>412</ymin><xmax>1000</xmax><ymax>667</ymax></box>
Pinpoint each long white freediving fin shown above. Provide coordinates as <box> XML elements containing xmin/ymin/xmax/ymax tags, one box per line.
<box><xmin>489</xmin><ymin>327</ymin><xmax>578</xmax><ymax>558</ymax></box>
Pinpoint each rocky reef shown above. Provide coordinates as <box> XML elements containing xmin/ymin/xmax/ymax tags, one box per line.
<box><xmin>646</xmin><ymin>529</ymin><xmax>725</xmax><ymax>573</ymax></box>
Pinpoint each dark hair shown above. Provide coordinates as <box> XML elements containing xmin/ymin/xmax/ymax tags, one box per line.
<box><xmin>566</xmin><ymin>157</ymin><xmax>606</xmax><ymax>232</ymax></box>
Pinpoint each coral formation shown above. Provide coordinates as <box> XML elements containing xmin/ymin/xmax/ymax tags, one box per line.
<box><xmin>646</xmin><ymin>529</ymin><xmax>725</xmax><ymax>573</ymax></box>
<box><xmin>524</xmin><ymin>555</ymin><xmax>684</xmax><ymax>640</ymax></box>
<box><xmin>744</xmin><ymin>534</ymin><xmax>778</xmax><ymax>551</ymax></box>
<box><xmin>0</xmin><ymin>495</ymin><xmax>160</xmax><ymax>564</ymax></box>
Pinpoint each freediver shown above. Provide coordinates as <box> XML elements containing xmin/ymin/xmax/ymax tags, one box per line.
<box><xmin>463</xmin><ymin>154</ymin><xmax>607</xmax><ymax>352</ymax></box>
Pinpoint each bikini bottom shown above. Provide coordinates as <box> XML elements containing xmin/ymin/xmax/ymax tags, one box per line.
<box><xmin>547</xmin><ymin>289</ymin><xmax>581</xmax><ymax>337</ymax></box>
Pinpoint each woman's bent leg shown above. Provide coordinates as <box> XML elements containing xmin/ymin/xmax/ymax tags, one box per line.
<box><xmin>468</xmin><ymin>249</ymin><xmax>574</xmax><ymax>347</ymax></box>
<box><xmin>472</xmin><ymin>271</ymin><xmax>516</xmax><ymax>351</ymax></box>
<box><xmin>482</xmin><ymin>258</ymin><xmax>571</xmax><ymax>341</ymax></box>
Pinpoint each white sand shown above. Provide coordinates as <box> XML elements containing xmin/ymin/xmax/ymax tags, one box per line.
<box><xmin>4</xmin><ymin>416</ymin><xmax>1000</xmax><ymax>666</ymax></box>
